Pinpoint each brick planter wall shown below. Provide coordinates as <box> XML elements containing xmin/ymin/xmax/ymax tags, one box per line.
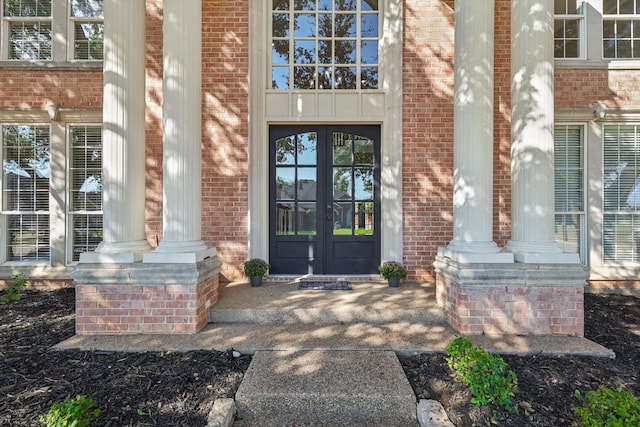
<box><xmin>434</xmin><ymin>256</ymin><xmax>587</xmax><ymax>336</ymax></box>
<box><xmin>73</xmin><ymin>258</ymin><xmax>221</xmax><ymax>335</ymax></box>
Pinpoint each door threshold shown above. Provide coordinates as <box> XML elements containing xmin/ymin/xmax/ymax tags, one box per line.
<box><xmin>267</xmin><ymin>274</ymin><xmax>385</xmax><ymax>283</ymax></box>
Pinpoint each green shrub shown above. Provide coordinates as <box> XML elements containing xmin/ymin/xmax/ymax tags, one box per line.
<box><xmin>572</xmin><ymin>385</ymin><xmax>640</xmax><ymax>427</ymax></box>
<box><xmin>446</xmin><ymin>336</ymin><xmax>518</xmax><ymax>411</ymax></box>
<box><xmin>0</xmin><ymin>273</ymin><xmax>27</xmax><ymax>305</ymax></box>
<box><xmin>40</xmin><ymin>395</ymin><xmax>101</xmax><ymax>427</ymax></box>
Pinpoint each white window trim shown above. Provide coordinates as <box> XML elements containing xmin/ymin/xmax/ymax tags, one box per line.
<box><xmin>555</xmin><ymin>0</ymin><xmax>587</xmax><ymax>60</ymax></box>
<box><xmin>65</xmin><ymin>121</ymin><xmax>102</xmax><ymax>264</ymax></box>
<box><xmin>0</xmin><ymin>0</ymin><xmax>102</xmax><ymax>66</ymax></box>
<box><xmin>0</xmin><ymin>109</ymin><xmax>100</xmax><ymax>276</ymax></box>
<box><xmin>555</xmin><ymin>0</ymin><xmax>640</xmax><ymax>69</ymax></box>
<box><xmin>554</xmin><ymin>122</ymin><xmax>588</xmax><ymax>264</ymax></box>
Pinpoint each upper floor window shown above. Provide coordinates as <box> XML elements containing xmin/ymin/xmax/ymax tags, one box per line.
<box><xmin>2</xmin><ymin>0</ymin><xmax>52</xmax><ymax>60</ymax></box>
<box><xmin>0</xmin><ymin>0</ymin><xmax>103</xmax><ymax>62</ymax></box>
<box><xmin>69</xmin><ymin>0</ymin><xmax>103</xmax><ymax>60</ymax></box>
<box><xmin>271</xmin><ymin>0</ymin><xmax>380</xmax><ymax>90</ymax></box>
<box><xmin>554</xmin><ymin>0</ymin><xmax>586</xmax><ymax>58</ymax></box>
<box><xmin>603</xmin><ymin>0</ymin><xmax>640</xmax><ymax>58</ymax></box>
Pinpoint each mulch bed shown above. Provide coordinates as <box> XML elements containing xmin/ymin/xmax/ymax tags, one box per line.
<box><xmin>0</xmin><ymin>287</ymin><xmax>638</xmax><ymax>426</ymax></box>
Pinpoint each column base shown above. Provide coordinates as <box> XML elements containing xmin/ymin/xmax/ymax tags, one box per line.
<box><xmin>438</xmin><ymin>245</ymin><xmax>514</xmax><ymax>263</ymax></box>
<box><xmin>504</xmin><ymin>240</ymin><xmax>581</xmax><ymax>264</ymax></box>
<box><xmin>73</xmin><ymin>256</ymin><xmax>222</xmax><ymax>335</ymax></box>
<box><xmin>81</xmin><ymin>240</ymin><xmax>153</xmax><ymax>263</ymax></box>
<box><xmin>143</xmin><ymin>244</ymin><xmax>216</xmax><ymax>264</ymax></box>
<box><xmin>433</xmin><ymin>255</ymin><xmax>588</xmax><ymax>336</ymax></box>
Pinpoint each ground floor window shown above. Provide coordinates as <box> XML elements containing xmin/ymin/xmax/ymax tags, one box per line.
<box><xmin>0</xmin><ymin>120</ymin><xmax>102</xmax><ymax>265</ymax></box>
<box><xmin>603</xmin><ymin>124</ymin><xmax>640</xmax><ymax>263</ymax></box>
<box><xmin>555</xmin><ymin>124</ymin><xmax>586</xmax><ymax>263</ymax></box>
<box><xmin>2</xmin><ymin>125</ymin><xmax>51</xmax><ymax>262</ymax></box>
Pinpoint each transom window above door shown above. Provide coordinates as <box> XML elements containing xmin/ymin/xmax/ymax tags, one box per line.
<box><xmin>271</xmin><ymin>0</ymin><xmax>380</xmax><ymax>90</ymax></box>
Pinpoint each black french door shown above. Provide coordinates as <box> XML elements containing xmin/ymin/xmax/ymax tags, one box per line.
<box><xmin>269</xmin><ymin>125</ymin><xmax>381</xmax><ymax>274</ymax></box>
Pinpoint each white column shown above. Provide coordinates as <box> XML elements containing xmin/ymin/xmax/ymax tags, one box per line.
<box><xmin>441</xmin><ymin>0</ymin><xmax>512</xmax><ymax>263</ymax></box>
<box><xmin>83</xmin><ymin>0</ymin><xmax>151</xmax><ymax>263</ymax></box>
<box><xmin>144</xmin><ymin>0</ymin><xmax>214</xmax><ymax>264</ymax></box>
<box><xmin>506</xmin><ymin>0</ymin><xmax>578</xmax><ymax>263</ymax></box>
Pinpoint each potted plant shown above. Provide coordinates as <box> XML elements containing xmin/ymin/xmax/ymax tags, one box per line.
<box><xmin>244</xmin><ymin>258</ymin><xmax>270</xmax><ymax>287</ymax></box>
<box><xmin>378</xmin><ymin>261</ymin><xmax>406</xmax><ymax>287</ymax></box>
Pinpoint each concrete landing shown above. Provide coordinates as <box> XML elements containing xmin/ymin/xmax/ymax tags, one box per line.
<box><xmin>234</xmin><ymin>350</ymin><xmax>417</xmax><ymax>427</ymax></box>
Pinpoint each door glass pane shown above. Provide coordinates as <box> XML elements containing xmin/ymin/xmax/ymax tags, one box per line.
<box><xmin>276</xmin><ymin>167</ymin><xmax>295</xmax><ymax>198</ymax></box>
<box><xmin>354</xmin><ymin>166</ymin><xmax>373</xmax><ymax>200</ymax></box>
<box><xmin>276</xmin><ymin>136</ymin><xmax>296</xmax><ymax>164</ymax></box>
<box><xmin>354</xmin><ymin>135</ymin><xmax>374</xmax><ymax>163</ymax></box>
<box><xmin>276</xmin><ymin>202</ymin><xmax>295</xmax><ymax>234</ymax></box>
<box><xmin>333</xmin><ymin>133</ymin><xmax>352</xmax><ymax>165</ymax></box>
<box><xmin>333</xmin><ymin>167</ymin><xmax>352</xmax><ymax>199</ymax></box>
<box><xmin>297</xmin><ymin>202</ymin><xmax>316</xmax><ymax>235</ymax></box>
<box><xmin>332</xmin><ymin>201</ymin><xmax>352</xmax><ymax>235</ymax></box>
<box><xmin>297</xmin><ymin>167</ymin><xmax>316</xmax><ymax>200</ymax></box>
<box><xmin>297</xmin><ymin>132</ymin><xmax>317</xmax><ymax>164</ymax></box>
<box><xmin>355</xmin><ymin>202</ymin><xmax>373</xmax><ymax>235</ymax></box>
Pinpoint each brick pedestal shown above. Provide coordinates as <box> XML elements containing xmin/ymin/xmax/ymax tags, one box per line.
<box><xmin>434</xmin><ymin>255</ymin><xmax>587</xmax><ymax>336</ymax></box>
<box><xmin>73</xmin><ymin>257</ymin><xmax>221</xmax><ymax>334</ymax></box>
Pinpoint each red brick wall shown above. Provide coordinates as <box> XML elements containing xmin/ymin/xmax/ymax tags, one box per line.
<box><xmin>437</xmin><ymin>275</ymin><xmax>585</xmax><ymax>336</ymax></box>
<box><xmin>201</xmin><ymin>0</ymin><xmax>250</xmax><ymax>281</ymax></box>
<box><xmin>75</xmin><ymin>277</ymin><xmax>219</xmax><ymax>334</ymax></box>
<box><xmin>0</xmin><ymin>70</ymin><xmax>102</xmax><ymax>109</ymax></box>
<box><xmin>402</xmin><ymin>0</ymin><xmax>455</xmax><ymax>282</ymax></box>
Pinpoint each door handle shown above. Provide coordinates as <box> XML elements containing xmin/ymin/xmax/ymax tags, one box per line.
<box><xmin>326</xmin><ymin>204</ymin><xmax>332</xmax><ymax>221</ymax></box>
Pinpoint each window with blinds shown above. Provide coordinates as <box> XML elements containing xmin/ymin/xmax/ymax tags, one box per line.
<box><xmin>69</xmin><ymin>0</ymin><xmax>103</xmax><ymax>61</ymax></box>
<box><xmin>554</xmin><ymin>125</ymin><xmax>585</xmax><ymax>262</ymax></box>
<box><xmin>2</xmin><ymin>0</ymin><xmax>53</xmax><ymax>60</ymax></box>
<box><xmin>69</xmin><ymin>125</ymin><xmax>102</xmax><ymax>262</ymax></box>
<box><xmin>603</xmin><ymin>125</ymin><xmax>640</xmax><ymax>263</ymax></box>
<box><xmin>1</xmin><ymin>125</ymin><xmax>51</xmax><ymax>262</ymax></box>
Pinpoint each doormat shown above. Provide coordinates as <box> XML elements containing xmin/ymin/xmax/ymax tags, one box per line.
<box><xmin>298</xmin><ymin>281</ymin><xmax>352</xmax><ymax>290</ymax></box>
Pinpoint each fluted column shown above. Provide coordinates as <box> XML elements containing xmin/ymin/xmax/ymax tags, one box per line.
<box><xmin>506</xmin><ymin>0</ymin><xmax>578</xmax><ymax>263</ymax></box>
<box><xmin>84</xmin><ymin>0</ymin><xmax>151</xmax><ymax>262</ymax></box>
<box><xmin>442</xmin><ymin>0</ymin><xmax>512</xmax><ymax>263</ymax></box>
<box><xmin>144</xmin><ymin>0</ymin><xmax>214</xmax><ymax>263</ymax></box>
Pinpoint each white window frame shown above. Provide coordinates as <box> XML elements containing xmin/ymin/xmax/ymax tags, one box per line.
<box><xmin>0</xmin><ymin>122</ymin><xmax>52</xmax><ymax>265</ymax></box>
<box><xmin>0</xmin><ymin>109</ymin><xmax>101</xmax><ymax>273</ymax></box>
<box><xmin>601</xmin><ymin>123</ymin><xmax>640</xmax><ymax>264</ymax></box>
<box><xmin>269</xmin><ymin>0</ymin><xmax>381</xmax><ymax>91</ymax></box>
<box><xmin>602</xmin><ymin>0</ymin><xmax>640</xmax><ymax>59</ymax></box>
<box><xmin>0</xmin><ymin>0</ymin><xmax>53</xmax><ymax>61</ymax></box>
<box><xmin>554</xmin><ymin>0</ymin><xmax>587</xmax><ymax>59</ymax></box>
<box><xmin>554</xmin><ymin>123</ymin><xmax>587</xmax><ymax>264</ymax></box>
<box><xmin>67</xmin><ymin>0</ymin><xmax>103</xmax><ymax>61</ymax></box>
<box><xmin>66</xmin><ymin>122</ymin><xmax>102</xmax><ymax>264</ymax></box>
<box><xmin>0</xmin><ymin>0</ymin><xmax>103</xmax><ymax>64</ymax></box>
<box><xmin>555</xmin><ymin>0</ymin><xmax>640</xmax><ymax>69</ymax></box>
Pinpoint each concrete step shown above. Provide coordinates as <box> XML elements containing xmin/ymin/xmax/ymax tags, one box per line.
<box><xmin>234</xmin><ymin>350</ymin><xmax>417</xmax><ymax>427</ymax></box>
<box><xmin>209</xmin><ymin>280</ymin><xmax>448</xmax><ymax>325</ymax></box>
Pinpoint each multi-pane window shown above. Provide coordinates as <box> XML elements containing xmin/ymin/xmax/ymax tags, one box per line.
<box><xmin>68</xmin><ymin>125</ymin><xmax>102</xmax><ymax>261</ymax></box>
<box><xmin>271</xmin><ymin>0</ymin><xmax>380</xmax><ymax>90</ymax></box>
<box><xmin>603</xmin><ymin>125</ymin><xmax>640</xmax><ymax>262</ymax></box>
<box><xmin>1</xmin><ymin>125</ymin><xmax>50</xmax><ymax>262</ymax></box>
<box><xmin>554</xmin><ymin>0</ymin><xmax>585</xmax><ymax>58</ymax></box>
<box><xmin>603</xmin><ymin>0</ymin><xmax>640</xmax><ymax>58</ymax></box>
<box><xmin>554</xmin><ymin>125</ymin><xmax>585</xmax><ymax>262</ymax></box>
<box><xmin>0</xmin><ymin>0</ymin><xmax>103</xmax><ymax>61</ymax></box>
<box><xmin>69</xmin><ymin>0</ymin><xmax>103</xmax><ymax>60</ymax></box>
<box><xmin>2</xmin><ymin>0</ymin><xmax>53</xmax><ymax>60</ymax></box>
